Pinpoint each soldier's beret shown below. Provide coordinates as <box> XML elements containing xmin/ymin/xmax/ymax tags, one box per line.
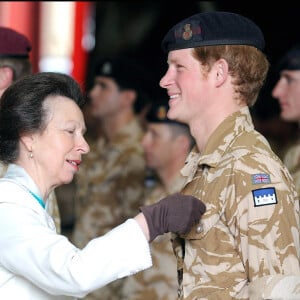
<box><xmin>0</xmin><ymin>27</ymin><xmax>31</xmax><ymax>58</ymax></box>
<box><xmin>276</xmin><ymin>44</ymin><xmax>300</xmax><ymax>72</ymax></box>
<box><xmin>94</xmin><ymin>56</ymin><xmax>149</xmax><ymax>92</ymax></box>
<box><xmin>161</xmin><ymin>11</ymin><xmax>265</xmax><ymax>53</ymax></box>
<box><xmin>94</xmin><ymin>56</ymin><xmax>156</xmax><ymax>113</ymax></box>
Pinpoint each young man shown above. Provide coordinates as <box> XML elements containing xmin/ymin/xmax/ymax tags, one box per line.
<box><xmin>272</xmin><ymin>44</ymin><xmax>300</xmax><ymax>197</ymax></box>
<box><xmin>0</xmin><ymin>26</ymin><xmax>61</xmax><ymax>233</ymax></box>
<box><xmin>121</xmin><ymin>97</ymin><xmax>195</xmax><ymax>299</ymax></box>
<box><xmin>72</xmin><ymin>56</ymin><xmax>152</xmax><ymax>299</ymax></box>
<box><xmin>159</xmin><ymin>11</ymin><xmax>300</xmax><ymax>299</ymax></box>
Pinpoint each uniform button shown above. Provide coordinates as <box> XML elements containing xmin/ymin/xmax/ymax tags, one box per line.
<box><xmin>196</xmin><ymin>222</ymin><xmax>203</xmax><ymax>233</ymax></box>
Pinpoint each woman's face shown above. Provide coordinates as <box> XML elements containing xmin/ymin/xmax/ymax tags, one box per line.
<box><xmin>29</xmin><ymin>96</ymin><xmax>90</xmax><ymax>190</ymax></box>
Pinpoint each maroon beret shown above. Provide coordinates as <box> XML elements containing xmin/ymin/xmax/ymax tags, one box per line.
<box><xmin>0</xmin><ymin>27</ymin><xmax>32</xmax><ymax>58</ymax></box>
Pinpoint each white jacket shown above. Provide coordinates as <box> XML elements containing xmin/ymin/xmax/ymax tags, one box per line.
<box><xmin>0</xmin><ymin>164</ymin><xmax>152</xmax><ymax>299</ymax></box>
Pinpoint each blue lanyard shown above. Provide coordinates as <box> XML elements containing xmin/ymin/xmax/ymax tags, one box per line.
<box><xmin>28</xmin><ymin>190</ymin><xmax>45</xmax><ymax>209</ymax></box>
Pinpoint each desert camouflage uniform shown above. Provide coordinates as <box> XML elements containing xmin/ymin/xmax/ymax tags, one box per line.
<box><xmin>174</xmin><ymin>106</ymin><xmax>300</xmax><ymax>299</ymax></box>
<box><xmin>283</xmin><ymin>140</ymin><xmax>300</xmax><ymax>198</ymax></box>
<box><xmin>0</xmin><ymin>162</ymin><xmax>61</xmax><ymax>233</ymax></box>
<box><xmin>72</xmin><ymin>117</ymin><xmax>146</xmax><ymax>300</ymax></box>
<box><xmin>121</xmin><ymin>175</ymin><xmax>186</xmax><ymax>300</ymax></box>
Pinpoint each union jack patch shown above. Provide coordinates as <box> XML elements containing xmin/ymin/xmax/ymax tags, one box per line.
<box><xmin>251</xmin><ymin>173</ymin><xmax>271</xmax><ymax>185</ymax></box>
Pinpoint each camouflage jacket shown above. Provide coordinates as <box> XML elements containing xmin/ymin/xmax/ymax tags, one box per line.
<box><xmin>175</xmin><ymin>106</ymin><xmax>300</xmax><ymax>299</ymax></box>
<box><xmin>72</xmin><ymin>117</ymin><xmax>146</xmax><ymax>300</ymax></box>
<box><xmin>121</xmin><ymin>175</ymin><xmax>186</xmax><ymax>300</ymax></box>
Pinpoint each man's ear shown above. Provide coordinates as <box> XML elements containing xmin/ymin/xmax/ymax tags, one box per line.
<box><xmin>214</xmin><ymin>59</ymin><xmax>228</xmax><ymax>87</ymax></box>
<box><xmin>121</xmin><ymin>89</ymin><xmax>137</xmax><ymax>108</ymax></box>
<box><xmin>174</xmin><ymin>134</ymin><xmax>191</xmax><ymax>153</ymax></box>
<box><xmin>0</xmin><ymin>67</ymin><xmax>14</xmax><ymax>91</ymax></box>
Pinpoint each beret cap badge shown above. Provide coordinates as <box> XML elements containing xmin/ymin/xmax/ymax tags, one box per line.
<box><xmin>157</xmin><ymin>106</ymin><xmax>167</xmax><ymax>120</ymax></box>
<box><xmin>146</xmin><ymin>99</ymin><xmax>188</xmax><ymax>126</ymax></box>
<box><xmin>182</xmin><ymin>24</ymin><xmax>193</xmax><ymax>40</ymax></box>
<box><xmin>101</xmin><ymin>62</ymin><xmax>112</xmax><ymax>75</ymax></box>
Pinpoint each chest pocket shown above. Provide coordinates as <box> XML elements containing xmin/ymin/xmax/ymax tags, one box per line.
<box><xmin>182</xmin><ymin>207</ymin><xmax>222</xmax><ymax>240</ymax></box>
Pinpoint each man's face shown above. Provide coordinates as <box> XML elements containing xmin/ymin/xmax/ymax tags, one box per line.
<box><xmin>272</xmin><ymin>70</ymin><xmax>300</xmax><ymax>122</ymax></box>
<box><xmin>159</xmin><ymin>48</ymin><xmax>208</xmax><ymax>125</ymax></box>
<box><xmin>141</xmin><ymin>123</ymin><xmax>177</xmax><ymax>172</ymax></box>
<box><xmin>88</xmin><ymin>76</ymin><xmax>123</xmax><ymax>119</ymax></box>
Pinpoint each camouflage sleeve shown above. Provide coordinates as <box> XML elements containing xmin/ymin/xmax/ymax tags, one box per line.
<box><xmin>249</xmin><ymin>275</ymin><xmax>300</xmax><ymax>299</ymax></box>
<box><xmin>232</xmin><ymin>152</ymin><xmax>300</xmax><ymax>295</ymax></box>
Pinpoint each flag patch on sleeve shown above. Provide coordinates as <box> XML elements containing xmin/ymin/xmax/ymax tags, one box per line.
<box><xmin>252</xmin><ymin>187</ymin><xmax>277</xmax><ymax>207</ymax></box>
<box><xmin>251</xmin><ymin>173</ymin><xmax>271</xmax><ymax>184</ymax></box>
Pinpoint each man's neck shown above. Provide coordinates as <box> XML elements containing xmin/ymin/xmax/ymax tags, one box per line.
<box><xmin>102</xmin><ymin>112</ymin><xmax>135</xmax><ymax>141</ymax></box>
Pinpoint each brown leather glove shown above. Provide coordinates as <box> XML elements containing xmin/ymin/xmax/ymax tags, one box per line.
<box><xmin>140</xmin><ymin>193</ymin><xmax>206</xmax><ymax>242</ymax></box>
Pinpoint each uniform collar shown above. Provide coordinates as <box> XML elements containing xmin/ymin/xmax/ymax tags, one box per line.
<box><xmin>199</xmin><ymin>106</ymin><xmax>253</xmax><ymax>167</ymax></box>
<box><xmin>181</xmin><ymin>107</ymin><xmax>254</xmax><ymax>180</ymax></box>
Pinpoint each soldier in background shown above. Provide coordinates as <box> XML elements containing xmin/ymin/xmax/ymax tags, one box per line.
<box><xmin>121</xmin><ymin>97</ymin><xmax>195</xmax><ymax>299</ymax></box>
<box><xmin>71</xmin><ymin>56</ymin><xmax>152</xmax><ymax>300</ymax></box>
<box><xmin>272</xmin><ymin>44</ymin><xmax>300</xmax><ymax>198</ymax></box>
<box><xmin>0</xmin><ymin>26</ymin><xmax>61</xmax><ymax>233</ymax></box>
<box><xmin>159</xmin><ymin>11</ymin><xmax>300</xmax><ymax>299</ymax></box>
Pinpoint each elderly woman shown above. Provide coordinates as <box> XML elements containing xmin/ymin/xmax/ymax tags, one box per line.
<box><xmin>0</xmin><ymin>72</ymin><xmax>205</xmax><ymax>299</ymax></box>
